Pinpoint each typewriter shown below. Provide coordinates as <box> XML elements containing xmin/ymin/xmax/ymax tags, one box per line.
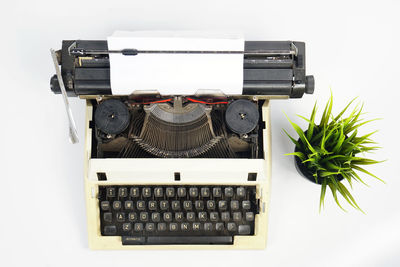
<box><xmin>50</xmin><ymin>33</ymin><xmax>314</xmax><ymax>249</ymax></box>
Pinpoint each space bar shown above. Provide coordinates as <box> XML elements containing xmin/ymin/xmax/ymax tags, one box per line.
<box><xmin>122</xmin><ymin>236</ymin><xmax>233</xmax><ymax>245</ymax></box>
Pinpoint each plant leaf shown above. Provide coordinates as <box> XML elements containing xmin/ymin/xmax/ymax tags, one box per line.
<box><xmin>283</xmin><ymin>129</ymin><xmax>301</xmax><ymax>149</ymax></box>
<box><xmin>285</xmin><ymin>152</ymin><xmax>306</xmax><ymax>161</ymax></box>
<box><xmin>285</xmin><ymin>115</ymin><xmax>316</xmax><ymax>154</ymax></box>
<box><xmin>319</xmin><ymin>179</ymin><xmax>327</xmax><ymax>212</ymax></box>
<box><xmin>333</xmin><ymin>97</ymin><xmax>357</xmax><ymax>121</ymax></box>
<box><xmin>328</xmin><ymin>181</ymin><xmax>346</xmax><ymax>211</ymax></box>
<box><xmin>337</xmin><ymin>181</ymin><xmax>364</xmax><ymax>213</ymax></box>
<box><xmin>351</xmin><ymin>165</ymin><xmax>385</xmax><ymax>183</ymax></box>
<box><xmin>307</xmin><ymin>102</ymin><xmax>317</xmax><ymax>140</ymax></box>
<box><xmin>320</xmin><ymin>92</ymin><xmax>333</xmax><ymax>127</ymax></box>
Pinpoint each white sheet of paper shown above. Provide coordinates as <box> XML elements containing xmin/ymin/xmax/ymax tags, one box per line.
<box><xmin>107</xmin><ymin>31</ymin><xmax>244</xmax><ymax>95</ymax></box>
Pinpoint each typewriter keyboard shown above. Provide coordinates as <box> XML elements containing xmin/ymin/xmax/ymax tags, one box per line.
<box><xmin>98</xmin><ymin>185</ymin><xmax>259</xmax><ymax>245</ymax></box>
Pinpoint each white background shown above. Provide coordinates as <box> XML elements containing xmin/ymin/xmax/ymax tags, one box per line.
<box><xmin>1</xmin><ymin>1</ymin><xmax>399</xmax><ymax>266</ymax></box>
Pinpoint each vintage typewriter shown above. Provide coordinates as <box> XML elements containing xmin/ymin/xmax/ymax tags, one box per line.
<box><xmin>50</xmin><ymin>33</ymin><xmax>314</xmax><ymax>249</ymax></box>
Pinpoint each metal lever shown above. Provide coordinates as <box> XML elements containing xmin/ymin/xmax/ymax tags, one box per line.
<box><xmin>69</xmin><ymin>48</ymin><xmax>297</xmax><ymax>57</ymax></box>
<box><xmin>50</xmin><ymin>49</ymin><xmax>79</xmax><ymax>144</ymax></box>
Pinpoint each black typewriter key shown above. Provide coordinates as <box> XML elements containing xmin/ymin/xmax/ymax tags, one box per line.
<box><xmin>238</xmin><ymin>225</ymin><xmax>251</xmax><ymax>235</ymax></box>
<box><xmin>183</xmin><ymin>200</ymin><xmax>192</xmax><ymax>211</ymax></box>
<box><xmin>181</xmin><ymin>222</ymin><xmax>190</xmax><ymax>231</ymax></box>
<box><xmin>152</xmin><ymin>212</ymin><xmax>161</xmax><ymax>222</ymax></box>
<box><xmin>163</xmin><ymin>212</ymin><xmax>172</xmax><ymax>222</ymax></box>
<box><xmin>104</xmin><ymin>225</ymin><xmax>117</xmax><ymax>235</ymax></box>
<box><xmin>187</xmin><ymin>212</ymin><xmax>195</xmax><ymax>222</ymax></box>
<box><xmin>169</xmin><ymin>223</ymin><xmax>178</xmax><ymax>231</ymax></box>
<box><xmin>210</xmin><ymin>212</ymin><xmax>219</xmax><ymax>222</ymax></box>
<box><xmin>146</xmin><ymin>223</ymin><xmax>155</xmax><ymax>232</ymax></box>
<box><xmin>213</xmin><ymin>187</ymin><xmax>222</xmax><ymax>197</ymax></box>
<box><xmin>204</xmin><ymin>222</ymin><xmax>213</xmax><ymax>231</ymax></box>
<box><xmin>154</xmin><ymin>187</ymin><xmax>163</xmax><ymax>197</ymax></box>
<box><xmin>113</xmin><ymin>201</ymin><xmax>122</xmax><ymax>210</ymax></box>
<box><xmin>198</xmin><ymin>212</ymin><xmax>207</xmax><ymax>222</ymax></box>
<box><xmin>195</xmin><ymin>200</ymin><xmax>204</xmax><ymax>210</ymax></box>
<box><xmin>140</xmin><ymin>212</ymin><xmax>149</xmax><ymax>222</ymax></box>
<box><xmin>160</xmin><ymin>200</ymin><xmax>169</xmax><ymax>210</ymax></box>
<box><xmin>189</xmin><ymin>187</ymin><xmax>198</xmax><ymax>197</ymax></box>
<box><xmin>245</xmin><ymin>212</ymin><xmax>255</xmax><ymax>221</ymax></box>
<box><xmin>100</xmin><ymin>201</ymin><xmax>110</xmax><ymax>211</ymax></box>
<box><xmin>215</xmin><ymin>222</ymin><xmax>224</xmax><ymax>231</ymax></box>
<box><xmin>106</xmin><ymin>188</ymin><xmax>116</xmax><ymax>198</ymax></box>
<box><xmin>116</xmin><ymin>212</ymin><xmax>125</xmax><ymax>222</ymax></box>
<box><xmin>171</xmin><ymin>201</ymin><xmax>180</xmax><ymax>211</ymax></box>
<box><xmin>221</xmin><ymin>212</ymin><xmax>230</xmax><ymax>221</ymax></box>
<box><xmin>177</xmin><ymin>187</ymin><xmax>186</xmax><ymax>197</ymax></box>
<box><xmin>236</xmin><ymin>187</ymin><xmax>246</xmax><ymax>198</ymax></box>
<box><xmin>175</xmin><ymin>212</ymin><xmax>184</xmax><ymax>222</ymax></box>
<box><xmin>134</xmin><ymin>223</ymin><xmax>143</xmax><ymax>232</ymax></box>
<box><xmin>148</xmin><ymin>201</ymin><xmax>157</xmax><ymax>211</ymax></box>
<box><xmin>157</xmin><ymin>223</ymin><xmax>167</xmax><ymax>232</ymax></box>
<box><xmin>142</xmin><ymin>187</ymin><xmax>151</xmax><ymax>198</ymax></box>
<box><xmin>122</xmin><ymin>236</ymin><xmax>145</xmax><ymax>245</ymax></box>
<box><xmin>227</xmin><ymin>222</ymin><xmax>237</xmax><ymax>232</ymax></box>
<box><xmin>166</xmin><ymin>187</ymin><xmax>175</xmax><ymax>197</ymax></box>
<box><xmin>130</xmin><ymin>187</ymin><xmax>139</xmax><ymax>197</ymax></box>
<box><xmin>224</xmin><ymin>187</ymin><xmax>234</xmax><ymax>197</ymax></box>
<box><xmin>128</xmin><ymin>212</ymin><xmax>137</xmax><ymax>222</ymax></box>
<box><xmin>104</xmin><ymin>212</ymin><xmax>113</xmax><ymax>223</ymax></box>
<box><xmin>137</xmin><ymin>200</ymin><xmax>146</xmax><ymax>210</ymax></box>
<box><xmin>233</xmin><ymin>212</ymin><xmax>242</xmax><ymax>222</ymax></box>
<box><xmin>242</xmin><ymin>200</ymin><xmax>251</xmax><ymax>210</ymax></box>
<box><xmin>201</xmin><ymin>187</ymin><xmax>210</xmax><ymax>197</ymax></box>
<box><xmin>118</xmin><ymin>187</ymin><xmax>128</xmax><ymax>197</ymax></box>
<box><xmin>192</xmin><ymin>222</ymin><xmax>201</xmax><ymax>231</ymax></box>
<box><xmin>218</xmin><ymin>200</ymin><xmax>227</xmax><ymax>211</ymax></box>
<box><xmin>230</xmin><ymin>200</ymin><xmax>239</xmax><ymax>210</ymax></box>
<box><xmin>207</xmin><ymin>200</ymin><xmax>216</xmax><ymax>210</ymax></box>
<box><xmin>122</xmin><ymin>223</ymin><xmax>132</xmax><ymax>232</ymax></box>
<box><xmin>124</xmin><ymin>201</ymin><xmax>134</xmax><ymax>210</ymax></box>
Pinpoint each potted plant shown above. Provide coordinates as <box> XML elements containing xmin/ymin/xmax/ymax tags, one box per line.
<box><xmin>284</xmin><ymin>93</ymin><xmax>384</xmax><ymax>211</ymax></box>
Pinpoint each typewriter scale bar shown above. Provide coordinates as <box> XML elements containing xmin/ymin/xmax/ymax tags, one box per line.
<box><xmin>69</xmin><ymin>48</ymin><xmax>296</xmax><ymax>57</ymax></box>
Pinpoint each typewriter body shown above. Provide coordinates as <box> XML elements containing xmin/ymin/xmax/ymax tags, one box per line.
<box><xmin>50</xmin><ymin>36</ymin><xmax>314</xmax><ymax>249</ymax></box>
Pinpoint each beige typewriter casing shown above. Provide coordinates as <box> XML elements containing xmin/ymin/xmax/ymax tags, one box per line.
<box><xmin>84</xmin><ymin>98</ymin><xmax>271</xmax><ymax>250</ymax></box>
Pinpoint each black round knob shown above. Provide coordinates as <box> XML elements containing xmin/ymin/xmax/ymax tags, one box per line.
<box><xmin>225</xmin><ymin>99</ymin><xmax>259</xmax><ymax>135</ymax></box>
<box><xmin>94</xmin><ymin>99</ymin><xmax>130</xmax><ymax>135</ymax></box>
<box><xmin>305</xmin><ymin>75</ymin><xmax>315</xmax><ymax>94</ymax></box>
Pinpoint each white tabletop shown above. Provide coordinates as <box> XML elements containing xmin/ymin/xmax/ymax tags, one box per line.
<box><xmin>2</xmin><ymin>0</ymin><xmax>399</xmax><ymax>266</ymax></box>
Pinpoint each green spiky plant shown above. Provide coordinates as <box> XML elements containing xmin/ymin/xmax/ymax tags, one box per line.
<box><xmin>284</xmin><ymin>93</ymin><xmax>384</xmax><ymax>212</ymax></box>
